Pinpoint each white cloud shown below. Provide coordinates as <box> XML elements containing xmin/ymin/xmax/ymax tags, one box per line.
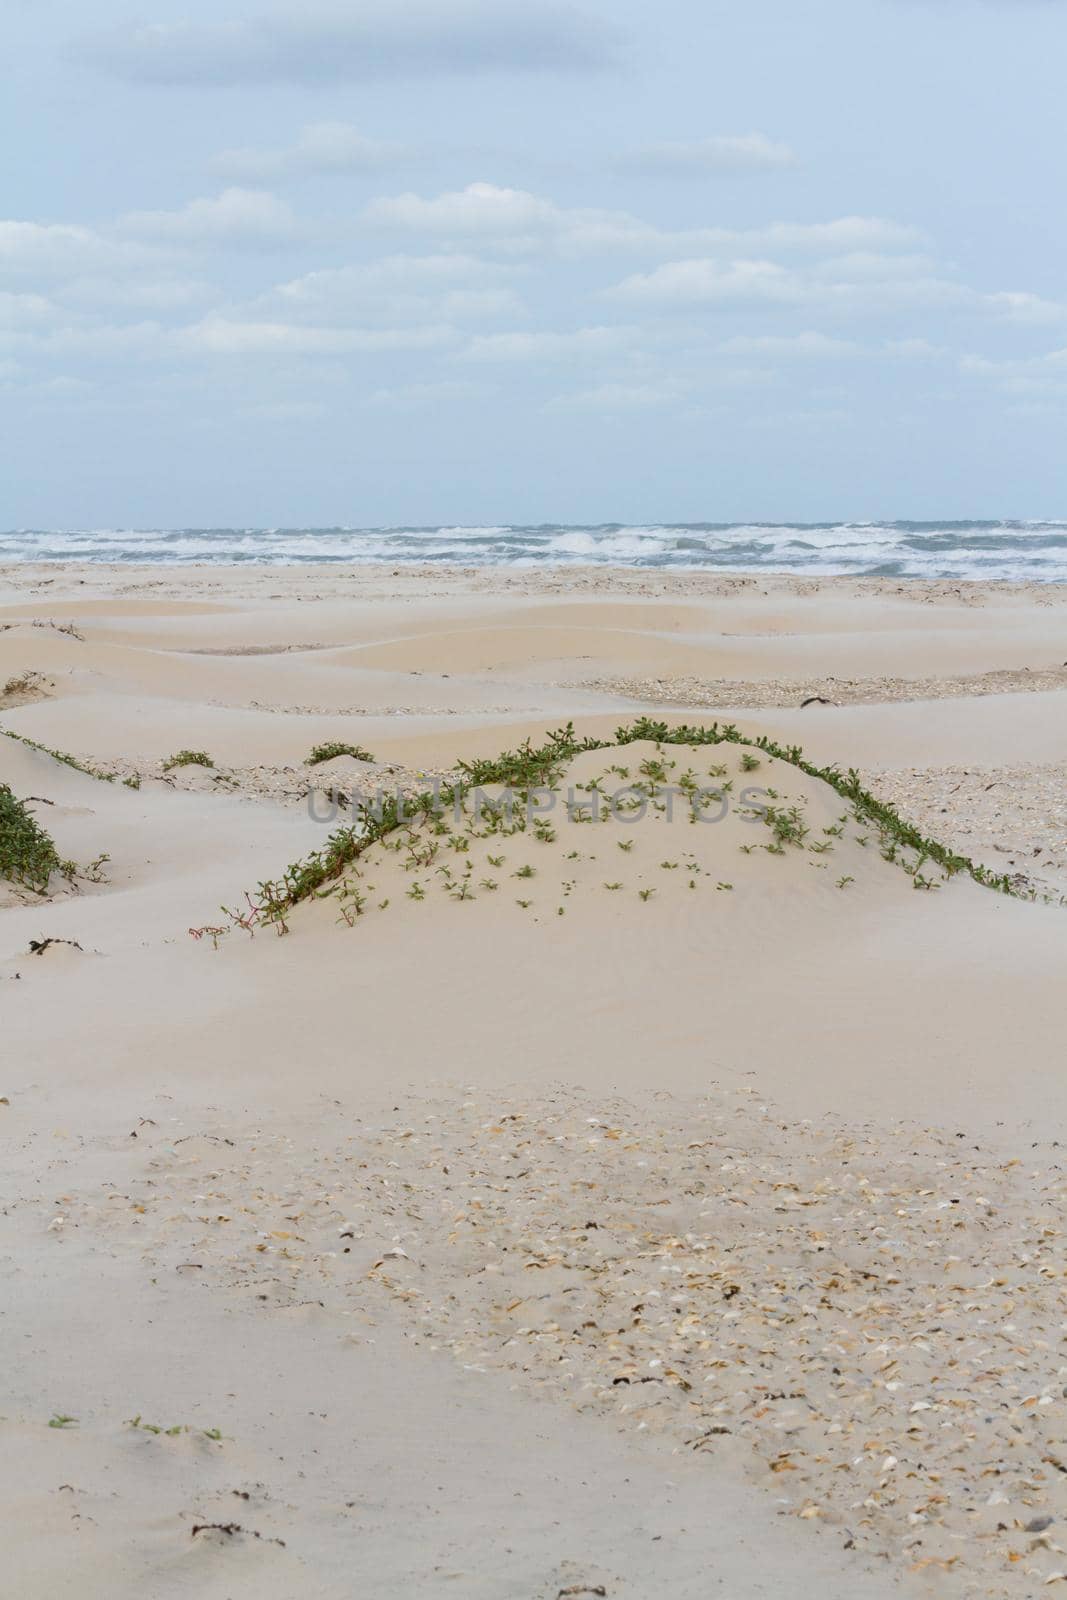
<box><xmin>183</xmin><ymin>317</ymin><xmax>456</xmax><ymax>355</ymax></box>
<box><xmin>240</xmin><ymin>399</ymin><xmax>329</xmax><ymax>421</ymax></box>
<box><xmin>885</xmin><ymin>337</ymin><xmax>948</xmax><ymax>358</ymax></box>
<box><xmin>12</xmin><ymin>321</ymin><xmax>173</xmax><ymax>360</ymax></box>
<box><xmin>547</xmin><ymin>382</ymin><xmax>674</xmax><ymax>410</ymax></box>
<box><xmin>0</xmin><ymin>290</ymin><xmax>59</xmax><ymax>329</ymax></box>
<box><xmin>619</xmin><ymin>134</ymin><xmax>798</xmax><ymax>175</ymax></box>
<box><xmin>59</xmin><ymin>276</ymin><xmax>216</xmax><ymax>312</ymax></box>
<box><xmin>607</xmin><ymin>247</ymin><xmax>1049</xmax><ymax>322</ymax></box>
<box><xmin>33</xmin><ymin>375</ymin><xmax>98</xmax><ymax>400</ymax></box>
<box><xmin>272</xmin><ymin>254</ymin><xmax>524</xmax><ymax>323</ymax></box>
<box><xmin>811</xmin><ymin>251</ymin><xmax>938</xmax><ymax>281</ymax></box>
<box><xmin>76</xmin><ymin>4</ymin><xmax>618</xmax><ymax>86</ymax></box>
<box><xmin>985</xmin><ymin>290</ymin><xmax>1067</xmax><ymax>324</ymax></box>
<box><xmin>727</xmin><ymin>219</ymin><xmax>920</xmax><ymax>253</ymax></box>
<box><xmin>0</xmin><ymin>219</ymin><xmax>168</xmax><ymax>284</ymax></box>
<box><xmin>363</xmin><ymin>182</ymin><xmax>917</xmax><ymax>258</ymax></box>
<box><xmin>281</xmin><ymin>252</ymin><xmax>515</xmax><ymax>293</ymax></box>
<box><xmin>611</xmin><ymin>259</ymin><xmax>801</xmax><ymax>307</ymax></box>
<box><xmin>213</xmin><ymin>123</ymin><xmax>408</xmax><ymax>183</ymax></box>
<box><xmin>118</xmin><ymin>189</ymin><xmax>298</xmax><ymax>247</ymax></box>
<box><xmin>961</xmin><ymin>344</ymin><xmax>1067</xmax><ymax>396</ymax></box>
<box><xmin>365</xmin><ymin>182</ymin><xmax>578</xmax><ymax>240</ymax></box>
<box><xmin>367</xmin><ymin>379</ymin><xmax>492</xmax><ymax>409</ymax></box>
<box><xmin>718</xmin><ymin>331</ymin><xmax>862</xmax><ymax>356</ymax></box>
<box><xmin>462</xmin><ymin>326</ymin><xmax>631</xmax><ymax>361</ymax></box>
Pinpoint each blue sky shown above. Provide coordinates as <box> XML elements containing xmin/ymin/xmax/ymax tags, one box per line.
<box><xmin>3</xmin><ymin>0</ymin><xmax>1067</xmax><ymax>526</ymax></box>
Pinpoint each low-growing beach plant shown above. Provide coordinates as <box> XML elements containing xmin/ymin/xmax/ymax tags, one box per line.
<box><xmin>127</xmin><ymin>1415</ymin><xmax>185</xmax><ymax>1436</ymax></box>
<box><xmin>190</xmin><ymin>715</ymin><xmax>1039</xmax><ymax>944</ymax></box>
<box><xmin>162</xmin><ymin>749</ymin><xmax>214</xmax><ymax>773</ymax></box>
<box><xmin>1</xmin><ymin>726</ymin><xmax>114</xmax><ymax>782</ymax></box>
<box><xmin>0</xmin><ymin>785</ymin><xmax>73</xmax><ymax>894</ymax></box>
<box><xmin>306</xmin><ymin>741</ymin><xmax>376</xmax><ymax>766</ymax></box>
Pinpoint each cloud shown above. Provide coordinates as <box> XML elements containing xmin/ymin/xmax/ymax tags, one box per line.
<box><xmin>546</xmin><ymin>381</ymin><xmax>674</xmax><ymax>410</ymax></box>
<box><xmin>610</xmin><ymin>259</ymin><xmax>802</xmax><ymax>307</ymax></box>
<box><xmin>0</xmin><ymin>290</ymin><xmax>60</xmax><ymax>329</ymax></box>
<box><xmin>606</xmin><ymin>247</ymin><xmax>1054</xmax><ymax>321</ymax></box>
<box><xmin>984</xmin><ymin>290</ymin><xmax>1067</xmax><ymax>324</ymax></box>
<box><xmin>737</xmin><ymin>219</ymin><xmax>919</xmax><ymax>252</ymax></box>
<box><xmin>118</xmin><ymin>189</ymin><xmax>298</xmax><ymax>247</ymax></box>
<box><xmin>58</xmin><ymin>277</ymin><xmax>217</xmax><ymax>312</ymax></box>
<box><xmin>366</xmin><ymin>378</ymin><xmax>491</xmax><ymax>408</ymax></box>
<box><xmin>364</xmin><ymin>182</ymin><xmax>917</xmax><ymax>257</ymax></box>
<box><xmin>0</xmin><ymin>220</ymin><xmax>168</xmax><ymax>284</ymax></box>
<box><xmin>240</xmin><ymin>399</ymin><xmax>329</xmax><ymax>421</ymax></box>
<box><xmin>182</xmin><ymin>316</ymin><xmax>456</xmax><ymax>354</ymax></box>
<box><xmin>461</xmin><ymin>325</ymin><xmax>631</xmax><ymax>361</ymax></box>
<box><xmin>272</xmin><ymin>254</ymin><xmax>524</xmax><ymax>323</ymax></box>
<box><xmin>718</xmin><ymin>331</ymin><xmax>862</xmax><ymax>356</ymax></box>
<box><xmin>618</xmin><ymin>134</ymin><xmax>798</xmax><ymax>176</ymax></box>
<box><xmin>961</xmin><ymin>344</ymin><xmax>1067</xmax><ymax>398</ymax></box>
<box><xmin>213</xmin><ymin>123</ymin><xmax>408</xmax><ymax>183</ymax></box>
<box><xmin>365</xmin><ymin>182</ymin><xmax>579</xmax><ymax>240</ymax></box>
<box><xmin>75</xmin><ymin>3</ymin><xmax>617</xmax><ymax>87</ymax></box>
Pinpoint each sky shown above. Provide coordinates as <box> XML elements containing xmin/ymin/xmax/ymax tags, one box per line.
<box><xmin>3</xmin><ymin>0</ymin><xmax>1067</xmax><ymax>527</ymax></box>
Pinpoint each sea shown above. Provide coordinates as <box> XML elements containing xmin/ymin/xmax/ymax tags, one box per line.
<box><xmin>2</xmin><ymin>522</ymin><xmax>1067</xmax><ymax>580</ymax></box>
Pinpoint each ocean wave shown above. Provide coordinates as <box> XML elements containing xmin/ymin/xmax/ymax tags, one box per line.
<box><xmin>1</xmin><ymin>522</ymin><xmax>1066</xmax><ymax>580</ymax></box>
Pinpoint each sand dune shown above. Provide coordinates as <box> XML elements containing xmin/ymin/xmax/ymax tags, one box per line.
<box><xmin>3</xmin><ymin>564</ymin><xmax>1067</xmax><ymax>1598</ymax></box>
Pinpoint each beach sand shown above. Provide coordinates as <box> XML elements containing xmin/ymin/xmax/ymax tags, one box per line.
<box><xmin>3</xmin><ymin>563</ymin><xmax>1067</xmax><ymax>1598</ymax></box>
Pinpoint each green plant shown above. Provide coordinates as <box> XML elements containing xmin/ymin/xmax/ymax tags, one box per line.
<box><xmin>0</xmin><ymin>786</ymin><xmax>71</xmax><ymax>893</ymax></box>
<box><xmin>127</xmin><ymin>1415</ymin><xmax>184</xmax><ymax>1436</ymax></box>
<box><xmin>740</xmin><ymin>752</ymin><xmax>761</xmax><ymax>771</ymax></box>
<box><xmin>1</xmin><ymin>727</ymin><xmax>113</xmax><ymax>782</ymax></box>
<box><xmin>192</xmin><ymin>716</ymin><xmax>1039</xmax><ymax>946</ymax></box>
<box><xmin>162</xmin><ymin>750</ymin><xmax>214</xmax><ymax>773</ymax></box>
<box><xmin>306</xmin><ymin>742</ymin><xmax>376</xmax><ymax>766</ymax></box>
<box><xmin>48</xmin><ymin>1414</ymin><xmax>77</xmax><ymax>1428</ymax></box>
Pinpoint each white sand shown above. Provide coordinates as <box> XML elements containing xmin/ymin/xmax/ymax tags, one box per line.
<box><xmin>3</xmin><ymin>563</ymin><xmax>1067</xmax><ymax>1599</ymax></box>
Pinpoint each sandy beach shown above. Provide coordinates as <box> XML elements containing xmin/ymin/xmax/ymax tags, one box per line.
<box><xmin>3</xmin><ymin>562</ymin><xmax>1067</xmax><ymax>1599</ymax></box>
